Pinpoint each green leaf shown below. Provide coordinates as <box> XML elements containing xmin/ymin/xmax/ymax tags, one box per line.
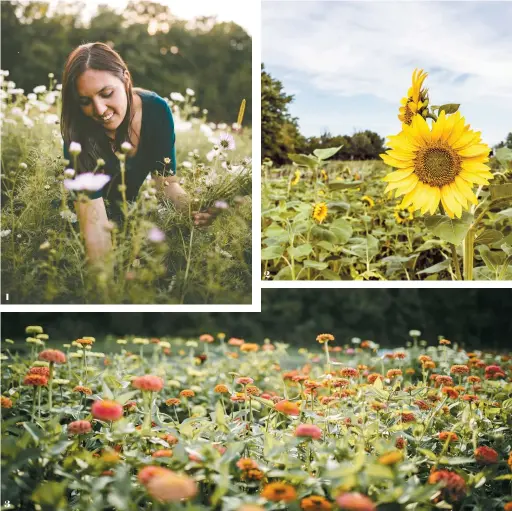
<box><xmin>316</xmin><ymin>241</ymin><xmax>336</xmax><ymax>252</ymax></box>
<box><xmin>496</xmin><ymin>208</ymin><xmax>512</xmax><ymax>219</ymax></box>
<box><xmin>32</xmin><ymin>481</ymin><xmax>67</xmax><ymax>510</ymax></box>
<box><xmin>424</xmin><ymin>213</ymin><xmax>473</xmax><ymax>245</ymax></box>
<box><xmin>261</xmin><ymin>245</ymin><xmax>285</xmax><ymax>260</ymax></box>
<box><xmin>116</xmin><ymin>390</ymin><xmax>139</xmax><ymax>405</ymax></box>
<box><xmin>328</xmin><ymin>181</ymin><xmax>363</xmax><ymax>191</ymax></box>
<box><xmin>263</xmin><ymin>223</ymin><xmax>288</xmax><ymax>238</ymax></box>
<box><xmin>417</xmin><ymin>259</ymin><xmax>451</xmax><ymax>275</ymax></box>
<box><xmin>288</xmin><ymin>153</ymin><xmax>318</xmax><ymax>169</ymax></box>
<box><xmin>417</xmin><ymin>448</ymin><xmax>438</xmax><ymax>461</ymax></box>
<box><xmin>495</xmin><ymin>147</ymin><xmax>512</xmax><ymax>166</ymax></box>
<box><xmin>438</xmin><ymin>456</ymin><xmax>474</xmax><ymax>465</ymax></box>
<box><xmin>330</xmin><ymin>218</ymin><xmax>353</xmax><ymax>244</ymax></box>
<box><xmin>288</xmin><ymin>244</ymin><xmax>313</xmax><ymax>258</ymax></box>
<box><xmin>477</xmin><ymin>245</ymin><xmax>506</xmax><ymax>271</ymax></box>
<box><xmin>274</xmin><ymin>266</ymin><xmax>293</xmax><ymax>280</ymax></box>
<box><xmin>490</xmin><ymin>183</ymin><xmax>512</xmax><ymax>201</ymax></box>
<box><xmin>215</xmin><ymin>400</ymin><xmax>229</xmax><ymax>432</ymax></box>
<box><xmin>365</xmin><ymin>463</ymin><xmax>394</xmax><ymax>480</ymax></box>
<box><xmin>320</xmin><ymin>269</ymin><xmax>341</xmax><ymax>280</ymax></box>
<box><xmin>311</xmin><ymin>225</ymin><xmax>337</xmax><ymax>243</ymax></box>
<box><xmin>303</xmin><ymin>260</ymin><xmax>328</xmax><ymax>270</ymax></box>
<box><xmin>474</xmin><ymin>229</ymin><xmax>504</xmax><ymax>245</ymax></box>
<box><xmin>313</xmin><ymin>146</ymin><xmax>342</xmax><ymax>161</ymax></box>
<box><xmin>437</xmin><ymin>103</ymin><xmax>460</xmax><ymax>114</ymax></box>
<box><xmin>102</xmin><ymin>378</ymin><xmax>114</xmax><ymax>400</ymax></box>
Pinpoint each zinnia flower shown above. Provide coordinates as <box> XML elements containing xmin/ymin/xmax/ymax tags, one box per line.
<box><xmin>450</xmin><ymin>365</ymin><xmax>469</xmax><ymax>375</ymax></box>
<box><xmin>91</xmin><ymin>400</ymin><xmax>123</xmax><ymax>421</ymax></box>
<box><xmin>152</xmin><ymin>449</ymin><xmax>173</xmax><ymax>458</ymax></box>
<box><xmin>438</xmin><ymin>431</ymin><xmax>458</xmax><ymax>442</ymax></box>
<box><xmin>274</xmin><ymin>400</ymin><xmax>300</xmax><ymax>416</ymax></box>
<box><xmin>23</xmin><ymin>374</ymin><xmax>48</xmax><ymax>386</ymax></box>
<box><xmin>312</xmin><ymin>202</ymin><xmax>328</xmax><ymax>223</ymax></box>
<box><xmin>180</xmin><ymin>389</ymin><xmax>195</xmax><ymax>398</ymax></box>
<box><xmin>214</xmin><ymin>384</ymin><xmax>229</xmax><ymax>393</ymax></box>
<box><xmin>236</xmin><ymin>377</ymin><xmax>254</xmax><ymax>385</ymax></box>
<box><xmin>39</xmin><ymin>349</ymin><xmax>66</xmax><ymax>364</ymax></box>
<box><xmin>138</xmin><ymin>465</ymin><xmax>170</xmax><ymax>485</ymax></box>
<box><xmin>236</xmin><ymin>458</ymin><xmax>258</xmax><ymax>470</ymax></box>
<box><xmin>132</xmin><ymin>375</ymin><xmax>164</xmax><ymax>392</ymax></box>
<box><xmin>73</xmin><ymin>385</ymin><xmax>92</xmax><ymax>395</ymax></box>
<box><xmin>145</xmin><ymin>471</ymin><xmax>197</xmax><ymax>502</ymax></box>
<box><xmin>29</xmin><ymin>366</ymin><xmax>50</xmax><ymax>376</ymax></box>
<box><xmin>295</xmin><ymin>424</ymin><xmax>322</xmax><ymax>440</ymax></box>
<box><xmin>68</xmin><ymin>420</ymin><xmax>92</xmax><ymax>435</ymax></box>
<box><xmin>316</xmin><ymin>333</ymin><xmax>334</xmax><ymax>344</ymax></box>
<box><xmin>381</xmin><ymin>111</ymin><xmax>493</xmax><ymax>218</ymax></box>
<box><xmin>301</xmin><ymin>495</ymin><xmax>333</xmax><ymax>510</ymax></box>
<box><xmin>336</xmin><ymin>492</ymin><xmax>376</xmax><ymax>511</ymax></box>
<box><xmin>474</xmin><ymin>446</ymin><xmax>499</xmax><ymax>465</ymax></box>
<box><xmin>428</xmin><ymin>470</ymin><xmax>467</xmax><ymax>503</ymax></box>
<box><xmin>1</xmin><ymin>396</ymin><xmax>13</xmax><ymax>408</ymax></box>
<box><xmin>398</xmin><ymin>68</ymin><xmax>429</xmax><ymax>125</ymax></box>
<box><xmin>199</xmin><ymin>334</ymin><xmax>214</xmax><ymax>343</ymax></box>
<box><xmin>261</xmin><ymin>482</ymin><xmax>297</xmax><ymax>502</ymax></box>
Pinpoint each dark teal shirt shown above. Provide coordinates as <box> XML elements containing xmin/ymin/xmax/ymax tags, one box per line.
<box><xmin>63</xmin><ymin>90</ymin><xmax>177</xmax><ymax>220</ymax></box>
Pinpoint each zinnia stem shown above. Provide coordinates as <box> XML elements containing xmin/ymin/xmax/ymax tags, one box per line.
<box><xmin>142</xmin><ymin>391</ymin><xmax>153</xmax><ymax>436</ymax></box>
<box><xmin>48</xmin><ymin>361</ymin><xmax>54</xmax><ymax>411</ymax></box>
<box><xmin>31</xmin><ymin>387</ymin><xmax>37</xmax><ymax>421</ymax></box>
<box><xmin>324</xmin><ymin>341</ymin><xmax>331</xmax><ymax>373</ymax></box>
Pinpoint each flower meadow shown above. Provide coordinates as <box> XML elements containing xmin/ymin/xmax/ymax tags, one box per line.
<box><xmin>261</xmin><ymin>69</ymin><xmax>512</xmax><ymax>281</ymax></box>
<box><xmin>1</xmin><ymin>327</ymin><xmax>511</xmax><ymax>510</ymax></box>
<box><xmin>1</xmin><ymin>71</ymin><xmax>252</xmax><ymax>303</ymax></box>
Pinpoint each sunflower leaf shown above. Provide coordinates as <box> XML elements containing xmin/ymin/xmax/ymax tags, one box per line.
<box><xmin>313</xmin><ymin>146</ymin><xmax>343</xmax><ymax>161</ymax></box>
<box><xmin>424</xmin><ymin>214</ymin><xmax>473</xmax><ymax>245</ymax></box>
<box><xmin>437</xmin><ymin>103</ymin><xmax>460</xmax><ymax>114</ymax></box>
<box><xmin>288</xmin><ymin>153</ymin><xmax>318</xmax><ymax>169</ymax></box>
<box><xmin>490</xmin><ymin>183</ymin><xmax>512</xmax><ymax>201</ymax></box>
<box><xmin>474</xmin><ymin>229</ymin><xmax>504</xmax><ymax>246</ymax></box>
<box><xmin>328</xmin><ymin>181</ymin><xmax>363</xmax><ymax>190</ymax></box>
<box><xmin>495</xmin><ymin>147</ymin><xmax>512</xmax><ymax>166</ymax></box>
<box><xmin>416</xmin><ymin>259</ymin><xmax>451</xmax><ymax>275</ymax></box>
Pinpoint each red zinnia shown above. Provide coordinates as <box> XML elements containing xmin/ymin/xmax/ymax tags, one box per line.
<box><xmin>295</xmin><ymin>424</ymin><xmax>322</xmax><ymax>440</ymax></box>
<box><xmin>474</xmin><ymin>446</ymin><xmax>499</xmax><ymax>465</ymax></box>
<box><xmin>91</xmin><ymin>400</ymin><xmax>123</xmax><ymax>421</ymax></box>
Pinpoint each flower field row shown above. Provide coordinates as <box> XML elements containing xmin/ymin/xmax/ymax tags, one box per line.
<box><xmin>1</xmin><ymin>327</ymin><xmax>511</xmax><ymax>510</ymax></box>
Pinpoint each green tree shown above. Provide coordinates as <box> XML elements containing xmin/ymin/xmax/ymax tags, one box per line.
<box><xmin>261</xmin><ymin>65</ymin><xmax>303</xmax><ymax>164</ymax></box>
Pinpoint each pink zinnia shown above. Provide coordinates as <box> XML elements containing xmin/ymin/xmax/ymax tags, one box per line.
<box><xmin>294</xmin><ymin>424</ymin><xmax>322</xmax><ymax>440</ymax></box>
<box><xmin>68</xmin><ymin>420</ymin><xmax>92</xmax><ymax>435</ymax></box>
<box><xmin>132</xmin><ymin>375</ymin><xmax>164</xmax><ymax>392</ymax></box>
<box><xmin>336</xmin><ymin>492</ymin><xmax>376</xmax><ymax>511</ymax></box>
<box><xmin>39</xmin><ymin>349</ymin><xmax>66</xmax><ymax>364</ymax></box>
<box><xmin>236</xmin><ymin>377</ymin><xmax>254</xmax><ymax>385</ymax></box>
<box><xmin>91</xmin><ymin>400</ymin><xmax>124</xmax><ymax>421</ymax></box>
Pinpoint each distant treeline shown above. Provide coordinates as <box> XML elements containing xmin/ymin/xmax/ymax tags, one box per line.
<box><xmin>3</xmin><ymin>289</ymin><xmax>511</xmax><ymax>351</ymax></box>
<box><xmin>1</xmin><ymin>1</ymin><xmax>252</xmax><ymax>124</ymax></box>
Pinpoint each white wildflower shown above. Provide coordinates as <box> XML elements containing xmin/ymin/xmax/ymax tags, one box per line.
<box><xmin>64</xmin><ymin>172</ymin><xmax>110</xmax><ymax>192</ymax></box>
<box><xmin>147</xmin><ymin>227</ymin><xmax>165</xmax><ymax>243</ymax></box>
<box><xmin>182</xmin><ymin>161</ymin><xmax>192</xmax><ymax>169</ymax></box>
<box><xmin>69</xmin><ymin>142</ymin><xmax>81</xmax><ymax>155</ymax></box>
<box><xmin>170</xmin><ymin>92</ymin><xmax>185</xmax><ymax>102</ymax></box>
<box><xmin>186</xmin><ymin>88</ymin><xmax>195</xmax><ymax>96</ymax></box>
<box><xmin>33</xmin><ymin>85</ymin><xmax>47</xmax><ymax>94</ymax></box>
<box><xmin>0</xmin><ymin>229</ymin><xmax>12</xmax><ymax>238</ymax></box>
<box><xmin>60</xmin><ymin>209</ymin><xmax>77</xmax><ymax>223</ymax></box>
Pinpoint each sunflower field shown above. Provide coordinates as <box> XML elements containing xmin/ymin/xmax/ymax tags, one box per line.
<box><xmin>1</xmin><ymin>326</ymin><xmax>512</xmax><ymax>510</ymax></box>
<box><xmin>261</xmin><ymin>69</ymin><xmax>512</xmax><ymax>281</ymax></box>
<box><xmin>1</xmin><ymin>71</ymin><xmax>252</xmax><ymax>304</ymax></box>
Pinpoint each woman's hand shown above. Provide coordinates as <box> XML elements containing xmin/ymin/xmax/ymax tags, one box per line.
<box><xmin>155</xmin><ymin>175</ymin><xmax>221</xmax><ymax>227</ymax></box>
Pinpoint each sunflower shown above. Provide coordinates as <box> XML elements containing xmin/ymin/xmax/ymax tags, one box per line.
<box><xmin>399</xmin><ymin>68</ymin><xmax>429</xmax><ymax>125</ymax></box>
<box><xmin>393</xmin><ymin>205</ymin><xmax>414</xmax><ymax>224</ymax></box>
<box><xmin>291</xmin><ymin>170</ymin><xmax>301</xmax><ymax>186</ymax></box>
<box><xmin>381</xmin><ymin>111</ymin><xmax>493</xmax><ymax>218</ymax></box>
<box><xmin>361</xmin><ymin>195</ymin><xmax>375</xmax><ymax>208</ymax></box>
<box><xmin>312</xmin><ymin>202</ymin><xmax>328</xmax><ymax>223</ymax></box>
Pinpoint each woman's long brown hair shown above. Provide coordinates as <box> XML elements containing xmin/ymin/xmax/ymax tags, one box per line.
<box><xmin>60</xmin><ymin>42</ymin><xmax>136</xmax><ymax>173</ymax></box>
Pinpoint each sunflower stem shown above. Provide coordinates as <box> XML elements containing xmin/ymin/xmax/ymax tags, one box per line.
<box><xmin>450</xmin><ymin>244</ymin><xmax>462</xmax><ymax>281</ymax></box>
<box><xmin>463</xmin><ymin>229</ymin><xmax>474</xmax><ymax>281</ymax></box>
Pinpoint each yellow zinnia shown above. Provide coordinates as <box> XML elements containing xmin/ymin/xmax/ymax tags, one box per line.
<box><xmin>399</xmin><ymin>68</ymin><xmax>429</xmax><ymax>125</ymax></box>
<box><xmin>312</xmin><ymin>202</ymin><xmax>328</xmax><ymax>223</ymax></box>
<box><xmin>381</xmin><ymin>111</ymin><xmax>493</xmax><ymax>218</ymax></box>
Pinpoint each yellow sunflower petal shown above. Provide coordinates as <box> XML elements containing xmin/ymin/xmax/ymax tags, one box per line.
<box><xmin>440</xmin><ymin>195</ymin><xmax>455</xmax><ymax>219</ymax></box>
<box><xmin>382</xmin><ymin>168</ymin><xmax>416</xmax><ymax>182</ymax></box>
<box><xmin>460</xmin><ymin>160</ymin><xmax>491</xmax><ymax>173</ymax></box>
<box><xmin>394</xmin><ymin>174</ymin><xmax>419</xmax><ymax>195</ymax></box>
<box><xmin>381</xmin><ymin>153</ymin><xmax>413</xmax><ymax>169</ymax></box>
<box><xmin>400</xmin><ymin>188</ymin><xmax>417</xmax><ymax>209</ymax></box>
<box><xmin>449</xmin><ymin>182</ymin><xmax>468</xmax><ymax>209</ymax></box>
<box><xmin>452</xmin><ymin>130</ymin><xmax>479</xmax><ymax>151</ymax></box>
<box><xmin>457</xmin><ymin>144</ymin><xmax>491</xmax><ymax>158</ymax></box>
<box><xmin>454</xmin><ymin>176</ymin><xmax>478</xmax><ymax>205</ymax></box>
<box><xmin>430</xmin><ymin>111</ymin><xmax>446</xmax><ymax>143</ymax></box>
<box><xmin>411</xmin><ymin>114</ymin><xmax>432</xmax><ymax>144</ymax></box>
<box><xmin>446</xmin><ymin>116</ymin><xmax>467</xmax><ymax>146</ymax></box>
<box><xmin>459</xmin><ymin>170</ymin><xmax>490</xmax><ymax>185</ymax></box>
<box><xmin>441</xmin><ymin>185</ymin><xmax>462</xmax><ymax>218</ymax></box>
<box><xmin>428</xmin><ymin>186</ymin><xmax>441</xmax><ymax>215</ymax></box>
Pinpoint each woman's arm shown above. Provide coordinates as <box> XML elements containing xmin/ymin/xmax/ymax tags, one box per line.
<box><xmin>75</xmin><ymin>197</ymin><xmax>112</xmax><ymax>263</ymax></box>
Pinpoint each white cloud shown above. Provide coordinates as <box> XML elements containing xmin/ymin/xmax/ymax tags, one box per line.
<box><xmin>263</xmin><ymin>1</ymin><xmax>512</xmax><ymax>144</ymax></box>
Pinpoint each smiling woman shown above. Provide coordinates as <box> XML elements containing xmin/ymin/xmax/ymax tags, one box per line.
<box><xmin>61</xmin><ymin>42</ymin><xmax>214</xmax><ymax>263</ymax></box>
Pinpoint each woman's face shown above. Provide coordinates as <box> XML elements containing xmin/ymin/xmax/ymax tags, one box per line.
<box><xmin>76</xmin><ymin>69</ymin><xmax>129</xmax><ymax>132</ymax></box>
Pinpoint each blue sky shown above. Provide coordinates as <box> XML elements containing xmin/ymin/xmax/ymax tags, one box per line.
<box><xmin>262</xmin><ymin>0</ymin><xmax>512</xmax><ymax>146</ymax></box>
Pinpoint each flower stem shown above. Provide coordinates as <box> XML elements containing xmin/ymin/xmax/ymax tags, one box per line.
<box><xmin>463</xmin><ymin>228</ymin><xmax>474</xmax><ymax>281</ymax></box>
<box><xmin>48</xmin><ymin>362</ymin><xmax>54</xmax><ymax>411</ymax></box>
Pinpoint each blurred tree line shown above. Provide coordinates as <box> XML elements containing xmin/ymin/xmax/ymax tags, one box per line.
<box><xmin>1</xmin><ymin>0</ymin><xmax>252</xmax><ymax>124</ymax></box>
<box><xmin>495</xmin><ymin>132</ymin><xmax>512</xmax><ymax>150</ymax></box>
<box><xmin>3</xmin><ymin>289</ymin><xmax>511</xmax><ymax>350</ymax></box>
<box><xmin>262</xmin><ymin>66</ymin><xmax>385</xmax><ymax>165</ymax></box>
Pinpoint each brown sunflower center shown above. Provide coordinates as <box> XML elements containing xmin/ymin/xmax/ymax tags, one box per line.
<box><xmin>414</xmin><ymin>144</ymin><xmax>461</xmax><ymax>187</ymax></box>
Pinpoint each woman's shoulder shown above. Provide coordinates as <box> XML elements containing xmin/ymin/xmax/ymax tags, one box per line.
<box><xmin>135</xmin><ymin>88</ymin><xmax>171</xmax><ymax>111</ymax></box>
